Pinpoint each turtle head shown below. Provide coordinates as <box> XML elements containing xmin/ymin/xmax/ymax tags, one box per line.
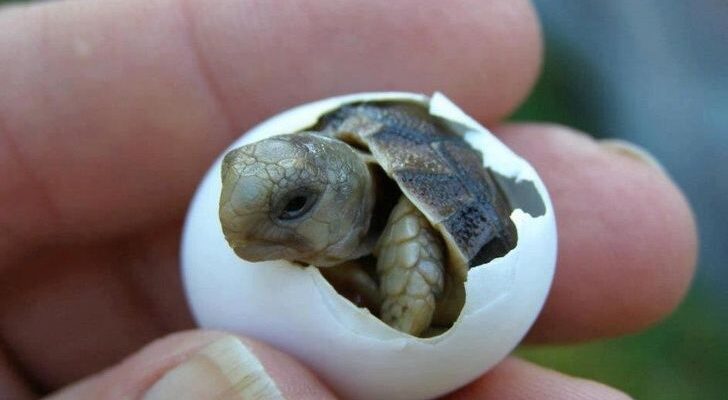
<box><xmin>219</xmin><ymin>133</ymin><xmax>375</xmax><ymax>266</ymax></box>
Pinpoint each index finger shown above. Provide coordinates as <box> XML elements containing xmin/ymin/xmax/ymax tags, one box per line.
<box><xmin>0</xmin><ymin>0</ymin><xmax>542</xmax><ymax>258</ymax></box>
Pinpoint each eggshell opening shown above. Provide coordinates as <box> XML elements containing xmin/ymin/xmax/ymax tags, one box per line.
<box><xmin>181</xmin><ymin>92</ymin><xmax>557</xmax><ymax>400</ymax></box>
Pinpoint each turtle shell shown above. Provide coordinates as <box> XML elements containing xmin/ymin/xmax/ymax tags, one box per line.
<box><xmin>315</xmin><ymin>102</ymin><xmax>517</xmax><ymax>279</ymax></box>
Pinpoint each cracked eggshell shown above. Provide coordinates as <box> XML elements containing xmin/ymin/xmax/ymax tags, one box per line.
<box><xmin>181</xmin><ymin>92</ymin><xmax>557</xmax><ymax>400</ymax></box>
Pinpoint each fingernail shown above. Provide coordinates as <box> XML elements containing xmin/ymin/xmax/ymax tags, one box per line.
<box><xmin>599</xmin><ymin>139</ymin><xmax>665</xmax><ymax>172</ymax></box>
<box><xmin>144</xmin><ymin>336</ymin><xmax>284</xmax><ymax>400</ymax></box>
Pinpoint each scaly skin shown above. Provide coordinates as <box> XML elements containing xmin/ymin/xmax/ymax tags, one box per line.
<box><xmin>375</xmin><ymin>196</ymin><xmax>446</xmax><ymax>336</ymax></box>
<box><xmin>219</xmin><ymin>134</ymin><xmax>375</xmax><ymax>266</ymax></box>
<box><xmin>219</xmin><ymin>103</ymin><xmax>511</xmax><ymax>336</ymax></box>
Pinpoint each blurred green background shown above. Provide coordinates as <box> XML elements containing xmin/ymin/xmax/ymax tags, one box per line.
<box><xmin>1</xmin><ymin>0</ymin><xmax>725</xmax><ymax>399</ymax></box>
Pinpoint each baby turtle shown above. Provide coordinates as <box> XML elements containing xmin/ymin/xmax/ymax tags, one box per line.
<box><xmin>219</xmin><ymin>101</ymin><xmax>517</xmax><ymax>336</ymax></box>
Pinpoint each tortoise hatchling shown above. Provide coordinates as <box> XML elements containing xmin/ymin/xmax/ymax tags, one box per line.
<box><xmin>219</xmin><ymin>101</ymin><xmax>517</xmax><ymax>336</ymax></box>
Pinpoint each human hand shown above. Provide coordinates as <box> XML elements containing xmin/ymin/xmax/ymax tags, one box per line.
<box><xmin>0</xmin><ymin>0</ymin><xmax>696</xmax><ymax>399</ymax></box>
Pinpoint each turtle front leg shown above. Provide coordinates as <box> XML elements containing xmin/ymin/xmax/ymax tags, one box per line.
<box><xmin>375</xmin><ymin>196</ymin><xmax>446</xmax><ymax>336</ymax></box>
<box><xmin>320</xmin><ymin>260</ymin><xmax>381</xmax><ymax>314</ymax></box>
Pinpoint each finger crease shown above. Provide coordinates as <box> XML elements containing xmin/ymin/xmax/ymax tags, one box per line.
<box><xmin>0</xmin><ymin>332</ymin><xmax>41</xmax><ymax>397</ymax></box>
<box><xmin>0</xmin><ymin>111</ymin><xmax>64</xmax><ymax>245</ymax></box>
<box><xmin>113</xmin><ymin>238</ymin><xmax>169</xmax><ymax>337</ymax></box>
<box><xmin>176</xmin><ymin>0</ymin><xmax>236</xmax><ymax>138</ymax></box>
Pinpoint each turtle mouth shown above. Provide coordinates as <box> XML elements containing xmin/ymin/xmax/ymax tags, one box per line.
<box><xmin>231</xmin><ymin>240</ymin><xmax>294</xmax><ymax>263</ymax></box>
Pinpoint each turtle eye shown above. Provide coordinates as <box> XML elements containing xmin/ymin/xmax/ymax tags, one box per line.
<box><xmin>277</xmin><ymin>191</ymin><xmax>318</xmax><ymax>221</ymax></box>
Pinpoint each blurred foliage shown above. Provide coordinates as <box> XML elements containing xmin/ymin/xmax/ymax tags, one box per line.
<box><xmin>0</xmin><ymin>0</ymin><xmax>28</xmax><ymax>5</ymax></box>
<box><xmin>511</xmin><ymin>43</ymin><xmax>727</xmax><ymax>400</ymax></box>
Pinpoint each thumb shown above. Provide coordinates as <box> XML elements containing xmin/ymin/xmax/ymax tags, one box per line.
<box><xmin>45</xmin><ymin>330</ymin><xmax>337</xmax><ymax>400</ymax></box>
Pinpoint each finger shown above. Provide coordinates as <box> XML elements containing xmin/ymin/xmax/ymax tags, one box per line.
<box><xmin>0</xmin><ymin>349</ymin><xmax>34</xmax><ymax>400</ymax></box>
<box><xmin>0</xmin><ymin>0</ymin><xmax>542</xmax><ymax>258</ymax></box>
<box><xmin>495</xmin><ymin>124</ymin><xmax>697</xmax><ymax>342</ymax></box>
<box><xmin>447</xmin><ymin>357</ymin><xmax>631</xmax><ymax>400</ymax></box>
<box><xmin>0</xmin><ymin>223</ymin><xmax>193</xmax><ymax>389</ymax></box>
<box><xmin>47</xmin><ymin>330</ymin><xmax>336</xmax><ymax>400</ymax></box>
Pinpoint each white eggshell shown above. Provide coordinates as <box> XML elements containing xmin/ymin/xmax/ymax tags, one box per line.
<box><xmin>181</xmin><ymin>92</ymin><xmax>557</xmax><ymax>400</ymax></box>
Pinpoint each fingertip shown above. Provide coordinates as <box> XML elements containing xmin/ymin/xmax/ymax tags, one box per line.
<box><xmin>496</xmin><ymin>124</ymin><xmax>698</xmax><ymax>342</ymax></box>
<box><xmin>448</xmin><ymin>0</ymin><xmax>544</xmax><ymax>122</ymax></box>
<box><xmin>596</xmin><ymin>136</ymin><xmax>698</xmax><ymax>322</ymax></box>
<box><xmin>49</xmin><ymin>330</ymin><xmax>336</xmax><ymax>400</ymax></box>
<box><xmin>241</xmin><ymin>337</ymin><xmax>338</xmax><ymax>400</ymax></box>
<box><xmin>448</xmin><ymin>357</ymin><xmax>633</xmax><ymax>400</ymax></box>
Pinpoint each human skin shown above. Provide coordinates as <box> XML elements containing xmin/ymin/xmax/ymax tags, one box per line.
<box><xmin>0</xmin><ymin>0</ymin><xmax>696</xmax><ymax>399</ymax></box>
